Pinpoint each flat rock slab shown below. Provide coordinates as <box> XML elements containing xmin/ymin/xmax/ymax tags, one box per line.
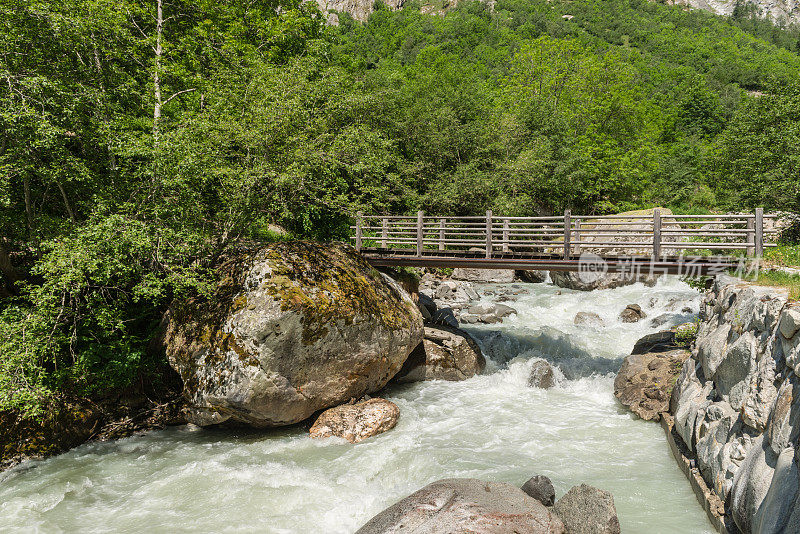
<box><xmin>309</xmin><ymin>398</ymin><xmax>399</xmax><ymax>443</ymax></box>
<box><xmin>615</xmin><ymin>347</ymin><xmax>690</xmax><ymax>421</ymax></box>
<box><xmin>355</xmin><ymin>478</ymin><xmax>566</xmax><ymax>534</ymax></box>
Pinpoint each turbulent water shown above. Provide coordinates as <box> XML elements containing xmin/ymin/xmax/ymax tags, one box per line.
<box><xmin>0</xmin><ymin>277</ymin><xmax>714</xmax><ymax>533</ymax></box>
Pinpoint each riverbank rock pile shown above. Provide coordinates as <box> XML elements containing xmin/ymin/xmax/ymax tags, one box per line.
<box><xmin>356</xmin><ymin>477</ymin><xmax>620</xmax><ymax>534</ymax></box>
<box><xmin>164</xmin><ymin>242</ymin><xmax>423</xmax><ymax>428</ymax></box>
<box><xmin>614</xmin><ymin>331</ymin><xmax>691</xmax><ymax>421</ymax></box>
<box><xmin>419</xmin><ymin>273</ymin><xmax>520</xmax><ymax>325</ymax></box>
<box><xmin>670</xmin><ymin>276</ymin><xmax>800</xmax><ymax>533</ymax></box>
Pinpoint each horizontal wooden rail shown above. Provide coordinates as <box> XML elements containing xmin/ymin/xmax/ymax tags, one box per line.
<box><xmin>352</xmin><ymin>210</ymin><xmax>780</xmax><ymax>266</ymax></box>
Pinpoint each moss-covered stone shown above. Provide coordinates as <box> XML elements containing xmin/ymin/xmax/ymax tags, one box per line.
<box><xmin>165</xmin><ymin>241</ymin><xmax>423</xmax><ymax>428</ymax></box>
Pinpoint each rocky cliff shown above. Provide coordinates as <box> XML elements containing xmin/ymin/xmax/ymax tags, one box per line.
<box><xmin>668</xmin><ymin>0</ymin><xmax>800</xmax><ymax>24</ymax></box>
<box><xmin>670</xmin><ymin>276</ymin><xmax>800</xmax><ymax>533</ymax></box>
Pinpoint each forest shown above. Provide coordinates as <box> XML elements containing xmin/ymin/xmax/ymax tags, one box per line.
<box><xmin>1</xmin><ymin>0</ymin><xmax>799</xmax><ymax>414</ymax></box>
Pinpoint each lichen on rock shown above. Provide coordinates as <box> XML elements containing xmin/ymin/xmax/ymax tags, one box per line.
<box><xmin>164</xmin><ymin>241</ymin><xmax>424</xmax><ymax>428</ymax></box>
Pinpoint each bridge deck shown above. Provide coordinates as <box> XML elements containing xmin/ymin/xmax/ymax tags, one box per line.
<box><xmin>351</xmin><ymin>209</ymin><xmax>779</xmax><ymax>275</ymax></box>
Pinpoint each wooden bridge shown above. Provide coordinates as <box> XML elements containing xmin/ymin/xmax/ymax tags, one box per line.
<box><xmin>351</xmin><ymin>209</ymin><xmax>780</xmax><ymax>275</ymax></box>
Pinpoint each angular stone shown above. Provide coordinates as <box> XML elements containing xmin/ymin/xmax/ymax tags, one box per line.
<box><xmin>615</xmin><ymin>347</ymin><xmax>690</xmax><ymax>422</ymax></box>
<box><xmin>696</xmin><ymin>323</ymin><xmax>731</xmax><ymax>379</ymax></box>
<box><xmin>495</xmin><ymin>303</ymin><xmax>517</xmax><ymax>318</ymax></box>
<box><xmin>631</xmin><ymin>331</ymin><xmax>676</xmax><ymax>355</ymax></box>
<box><xmin>521</xmin><ymin>475</ymin><xmax>556</xmax><ymax>507</ymax></box>
<box><xmin>714</xmin><ymin>331</ymin><xmax>757</xmax><ymax>410</ymax></box>
<box><xmin>355</xmin><ymin>478</ymin><xmax>566</xmax><ymax>534</ymax></box>
<box><xmin>752</xmin><ymin>447</ymin><xmax>799</xmax><ymax>534</ymax></box>
<box><xmin>619</xmin><ymin>304</ymin><xmax>647</xmax><ymax>323</ymax></box>
<box><xmin>394</xmin><ymin>325</ymin><xmax>485</xmax><ymax>383</ymax></box>
<box><xmin>767</xmin><ymin>374</ymin><xmax>800</xmax><ymax>456</ymax></box>
<box><xmin>780</xmin><ymin>307</ymin><xmax>800</xmax><ymax>340</ymax></box>
<box><xmin>730</xmin><ymin>435</ymin><xmax>777</xmax><ymax>534</ymax></box>
<box><xmin>452</xmin><ymin>268</ymin><xmax>515</xmax><ymax>283</ymax></box>
<box><xmin>553</xmin><ymin>484</ymin><xmax>620</xmax><ymax>534</ymax></box>
<box><xmin>309</xmin><ymin>398</ymin><xmax>399</xmax><ymax>443</ymax></box>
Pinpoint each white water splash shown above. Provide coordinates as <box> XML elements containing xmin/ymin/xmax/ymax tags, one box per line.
<box><xmin>0</xmin><ymin>276</ymin><xmax>713</xmax><ymax>533</ymax></box>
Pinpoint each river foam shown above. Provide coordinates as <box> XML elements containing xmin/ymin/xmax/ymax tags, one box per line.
<box><xmin>0</xmin><ymin>276</ymin><xmax>713</xmax><ymax>533</ymax></box>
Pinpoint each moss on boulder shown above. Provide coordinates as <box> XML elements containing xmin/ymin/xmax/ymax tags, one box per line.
<box><xmin>165</xmin><ymin>241</ymin><xmax>424</xmax><ymax>427</ymax></box>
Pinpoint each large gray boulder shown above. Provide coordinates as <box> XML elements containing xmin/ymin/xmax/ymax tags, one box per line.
<box><xmin>614</xmin><ymin>346</ymin><xmax>690</xmax><ymax>422</ymax></box>
<box><xmin>164</xmin><ymin>242</ymin><xmax>424</xmax><ymax>427</ymax></box>
<box><xmin>553</xmin><ymin>484</ymin><xmax>621</xmax><ymax>534</ymax></box>
<box><xmin>355</xmin><ymin>478</ymin><xmax>566</xmax><ymax>534</ymax></box>
<box><xmin>393</xmin><ymin>325</ymin><xmax>485</xmax><ymax>383</ymax></box>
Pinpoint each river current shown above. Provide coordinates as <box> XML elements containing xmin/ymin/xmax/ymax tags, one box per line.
<box><xmin>0</xmin><ymin>277</ymin><xmax>714</xmax><ymax>533</ymax></box>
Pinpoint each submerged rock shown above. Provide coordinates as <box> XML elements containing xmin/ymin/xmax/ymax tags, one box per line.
<box><xmin>517</xmin><ymin>270</ymin><xmax>548</xmax><ymax>283</ymax></box>
<box><xmin>619</xmin><ymin>304</ymin><xmax>647</xmax><ymax>323</ymax></box>
<box><xmin>574</xmin><ymin>311</ymin><xmax>604</xmax><ymax>327</ymax></box>
<box><xmin>528</xmin><ymin>360</ymin><xmax>557</xmax><ymax>389</ymax></box>
<box><xmin>521</xmin><ymin>475</ymin><xmax>556</xmax><ymax>507</ymax></box>
<box><xmin>355</xmin><ymin>478</ymin><xmax>566</xmax><ymax>534</ymax></box>
<box><xmin>164</xmin><ymin>242</ymin><xmax>423</xmax><ymax>428</ymax></box>
<box><xmin>553</xmin><ymin>484</ymin><xmax>620</xmax><ymax>534</ymax></box>
<box><xmin>393</xmin><ymin>325</ymin><xmax>485</xmax><ymax>383</ymax></box>
<box><xmin>309</xmin><ymin>398</ymin><xmax>399</xmax><ymax>443</ymax></box>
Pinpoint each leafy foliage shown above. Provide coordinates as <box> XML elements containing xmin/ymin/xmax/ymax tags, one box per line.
<box><xmin>2</xmin><ymin>0</ymin><xmax>799</xmax><ymax>413</ymax></box>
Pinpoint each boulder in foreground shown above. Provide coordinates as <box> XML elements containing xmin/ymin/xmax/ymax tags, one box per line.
<box><xmin>355</xmin><ymin>478</ymin><xmax>566</xmax><ymax>533</ymax></box>
<box><xmin>309</xmin><ymin>398</ymin><xmax>399</xmax><ymax>443</ymax></box>
<box><xmin>553</xmin><ymin>484</ymin><xmax>621</xmax><ymax>534</ymax></box>
<box><xmin>164</xmin><ymin>242</ymin><xmax>423</xmax><ymax>427</ymax></box>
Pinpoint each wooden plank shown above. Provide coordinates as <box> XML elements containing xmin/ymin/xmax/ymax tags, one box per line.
<box><xmin>653</xmin><ymin>208</ymin><xmax>662</xmax><ymax>259</ymax></box>
<box><xmin>439</xmin><ymin>219</ymin><xmax>445</xmax><ymax>251</ymax></box>
<box><xmin>747</xmin><ymin>217</ymin><xmax>755</xmax><ymax>256</ymax></box>
<box><xmin>381</xmin><ymin>218</ymin><xmax>388</xmax><ymax>248</ymax></box>
<box><xmin>563</xmin><ymin>209</ymin><xmax>571</xmax><ymax>259</ymax></box>
<box><xmin>416</xmin><ymin>211</ymin><xmax>424</xmax><ymax>257</ymax></box>
<box><xmin>755</xmin><ymin>207</ymin><xmax>764</xmax><ymax>258</ymax></box>
<box><xmin>485</xmin><ymin>210</ymin><xmax>493</xmax><ymax>259</ymax></box>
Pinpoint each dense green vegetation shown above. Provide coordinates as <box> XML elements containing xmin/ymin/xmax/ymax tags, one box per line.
<box><xmin>1</xmin><ymin>0</ymin><xmax>799</xmax><ymax>414</ymax></box>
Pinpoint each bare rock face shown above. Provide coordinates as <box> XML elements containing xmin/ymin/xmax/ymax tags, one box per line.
<box><xmin>315</xmin><ymin>0</ymin><xmax>405</xmax><ymax>23</ymax></box>
<box><xmin>164</xmin><ymin>242</ymin><xmax>423</xmax><ymax>428</ymax></box>
<box><xmin>309</xmin><ymin>398</ymin><xmax>399</xmax><ymax>443</ymax></box>
<box><xmin>667</xmin><ymin>0</ymin><xmax>800</xmax><ymax>25</ymax></box>
<box><xmin>553</xmin><ymin>484</ymin><xmax>621</xmax><ymax>534</ymax></box>
<box><xmin>355</xmin><ymin>478</ymin><xmax>567</xmax><ymax>534</ymax></box>
<box><xmin>615</xmin><ymin>342</ymin><xmax>691</xmax><ymax>422</ymax></box>
<box><xmin>394</xmin><ymin>325</ymin><xmax>485</xmax><ymax>383</ymax></box>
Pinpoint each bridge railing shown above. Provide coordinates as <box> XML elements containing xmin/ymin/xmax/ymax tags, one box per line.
<box><xmin>351</xmin><ymin>209</ymin><xmax>780</xmax><ymax>259</ymax></box>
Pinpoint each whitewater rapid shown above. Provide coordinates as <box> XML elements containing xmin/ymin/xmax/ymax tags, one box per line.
<box><xmin>0</xmin><ymin>277</ymin><xmax>714</xmax><ymax>533</ymax></box>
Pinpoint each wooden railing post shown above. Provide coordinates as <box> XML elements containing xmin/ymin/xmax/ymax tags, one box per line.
<box><xmin>502</xmin><ymin>218</ymin><xmax>509</xmax><ymax>253</ymax></box>
<box><xmin>653</xmin><ymin>208</ymin><xmax>662</xmax><ymax>259</ymax></box>
<box><xmin>381</xmin><ymin>217</ymin><xmax>388</xmax><ymax>249</ymax></box>
<box><xmin>746</xmin><ymin>217</ymin><xmax>755</xmax><ymax>257</ymax></box>
<box><xmin>416</xmin><ymin>210</ymin><xmax>424</xmax><ymax>257</ymax></box>
<box><xmin>563</xmin><ymin>209</ymin><xmax>571</xmax><ymax>259</ymax></box>
<box><xmin>574</xmin><ymin>218</ymin><xmax>581</xmax><ymax>256</ymax></box>
<box><xmin>485</xmin><ymin>210</ymin><xmax>493</xmax><ymax>259</ymax></box>
<box><xmin>438</xmin><ymin>218</ymin><xmax>445</xmax><ymax>251</ymax></box>
<box><xmin>355</xmin><ymin>211</ymin><xmax>363</xmax><ymax>252</ymax></box>
<box><xmin>755</xmin><ymin>207</ymin><xmax>764</xmax><ymax>258</ymax></box>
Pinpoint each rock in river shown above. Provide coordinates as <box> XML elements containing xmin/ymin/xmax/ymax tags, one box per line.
<box><xmin>615</xmin><ymin>333</ymin><xmax>690</xmax><ymax>421</ymax></box>
<box><xmin>309</xmin><ymin>398</ymin><xmax>399</xmax><ymax>443</ymax></box>
<box><xmin>574</xmin><ymin>311</ymin><xmax>604</xmax><ymax>327</ymax></box>
<box><xmin>528</xmin><ymin>359</ymin><xmax>557</xmax><ymax>389</ymax></box>
<box><xmin>619</xmin><ymin>304</ymin><xmax>647</xmax><ymax>323</ymax></box>
<box><xmin>554</xmin><ymin>484</ymin><xmax>621</xmax><ymax>534</ymax></box>
<box><xmin>355</xmin><ymin>478</ymin><xmax>566</xmax><ymax>533</ymax></box>
<box><xmin>164</xmin><ymin>242</ymin><xmax>424</xmax><ymax>427</ymax></box>
<box><xmin>393</xmin><ymin>325</ymin><xmax>485</xmax><ymax>383</ymax></box>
